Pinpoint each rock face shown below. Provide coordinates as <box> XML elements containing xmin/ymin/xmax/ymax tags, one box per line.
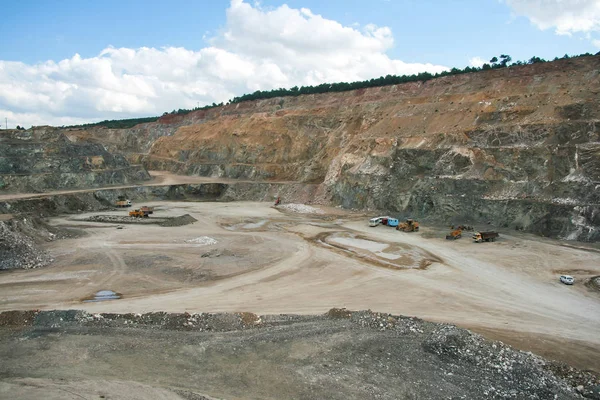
<box><xmin>63</xmin><ymin>56</ymin><xmax>600</xmax><ymax>241</ymax></box>
<box><xmin>0</xmin><ymin>127</ymin><xmax>150</xmax><ymax>193</ymax></box>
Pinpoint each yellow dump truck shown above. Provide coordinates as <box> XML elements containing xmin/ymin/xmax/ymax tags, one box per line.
<box><xmin>116</xmin><ymin>199</ymin><xmax>132</xmax><ymax>207</ymax></box>
<box><xmin>116</xmin><ymin>195</ymin><xmax>132</xmax><ymax>208</ymax></box>
<box><xmin>140</xmin><ymin>206</ymin><xmax>154</xmax><ymax>215</ymax></box>
<box><xmin>472</xmin><ymin>231</ymin><xmax>499</xmax><ymax>243</ymax></box>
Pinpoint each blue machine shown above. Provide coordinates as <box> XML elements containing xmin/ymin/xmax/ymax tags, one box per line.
<box><xmin>387</xmin><ymin>218</ymin><xmax>399</xmax><ymax>227</ymax></box>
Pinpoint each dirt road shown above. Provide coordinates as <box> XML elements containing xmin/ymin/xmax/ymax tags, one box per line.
<box><xmin>1</xmin><ymin>201</ymin><xmax>599</xmax><ymax>372</ymax></box>
<box><xmin>0</xmin><ymin>171</ymin><xmax>286</xmax><ymax>201</ymax></box>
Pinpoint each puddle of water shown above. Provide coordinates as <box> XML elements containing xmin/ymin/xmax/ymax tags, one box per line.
<box><xmin>317</xmin><ymin>232</ymin><xmax>439</xmax><ymax>270</ymax></box>
<box><xmin>328</xmin><ymin>234</ymin><xmax>402</xmax><ymax>261</ymax></box>
<box><xmin>83</xmin><ymin>290</ymin><xmax>121</xmax><ymax>302</ymax></box>
<box><xmin>243</xmin><ymin>220</ymin><xmax>267</xmax><ymax>229</ymax></box>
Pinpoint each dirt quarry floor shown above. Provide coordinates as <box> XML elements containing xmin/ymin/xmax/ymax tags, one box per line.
<box><xmin>1</xmin><ymin>201</ymin><xmax>600</xmax><ymax>378</ymax></box>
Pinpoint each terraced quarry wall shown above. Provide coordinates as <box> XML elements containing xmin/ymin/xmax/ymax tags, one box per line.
<box><xmin>62</xmin><ymin>56</ymin><xmax>600</xmax><ymax>241</ymax></box>
<box><xmin>0</xmin><ymin>127</ymin><xmax>150</xmax><ymax>193</ymax></box>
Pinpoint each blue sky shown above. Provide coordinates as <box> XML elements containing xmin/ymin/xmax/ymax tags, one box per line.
<box><xmin>2</xmin><ymin>0</ymin><xmax>597</xmax><ymax>66</ymax></box>
<box><xmin>0</xmin><ymin>0</ymin><xmax>599</xmax><ymax>127</ymax></box>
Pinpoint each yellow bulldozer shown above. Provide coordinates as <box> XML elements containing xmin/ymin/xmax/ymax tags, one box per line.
<box><xmin>396</xmin><ymin>219</ymin><xmax>420</xmax><ymax>232</ymax></box>
<box><xmin>446</xmin><ymin>228</ymin><xmax>462</xmax><ymax>240</ymax></box>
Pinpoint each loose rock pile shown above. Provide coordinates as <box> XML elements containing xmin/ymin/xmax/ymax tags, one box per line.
<box><xmin>185</xmin><ymin>236</ymin><xmax>218</xmax><ymax>245</ymax></box>
<box><xmin>84</xmin><ymin>215</ymin><xmax>159</xmax><ymax>224</ymax></box>
<box><xmin>0</xmin><ymin>219</ymin><xmax>52</xmax><ymax>270</ymax></box>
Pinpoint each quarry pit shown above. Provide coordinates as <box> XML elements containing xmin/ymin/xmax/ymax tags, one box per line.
<box><xmin>3</xmin><ymin>56</ymin><xmax>600</xmax><ymax>398</ymax></box>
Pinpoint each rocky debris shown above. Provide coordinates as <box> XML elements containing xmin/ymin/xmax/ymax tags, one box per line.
<box><xmin>81</xmin><ymin>213</ymin><xmax>197</xmax><ymax>227</ymax></box>
<box><xmin>0</xmin><ymin>310</ymin><xmax>38</xmax><ymax>328</ymax></box>
<box><xmin>185</xmin><ymin>236</ymin><xmax>218</xmax><ymax>245</ymax></box>
<box><xmin>544</xmin><ymin>362</ymin><xmax>600</xmax><ymax>399</ymax></box>
<box><xmin>0</xmin><ymin>310</ymin><xmax>262</xmax><ymax>332</ymax></box>
<box><xmin>587</xmin><ymin>276</ymin><xmax>600</xmax><ymax>292</ymax></box>
<box><xmin>279</xmin><ymin>203</ymin><xmax>325</xmax><ymax>214</ymax></box>
<box><xmin>422</xmin><ymin>324</ymin><xmax>580</xmax><ymax>399</ymax></box>
<box><xmin>84</xmin><ymin>215</ymin><xmax>160</xmax><ymax>224</ymax></box>
<box><xmin>0</xmin><ymin>309</ymin><xmax>597</xmax><ymax>398</ymax></box>
<box><xmin>0</xmin><ymin>218</ymin><xmax>53</xmax><ymax>270</ymax></box>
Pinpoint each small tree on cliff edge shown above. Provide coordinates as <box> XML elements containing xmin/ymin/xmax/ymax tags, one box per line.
<box><xmin>490</xmin><ymin>55</ymin><xmax>512</xmax><ymax>68</ymax></box>
<box><xmin>499</xmin><ymin>54</ymin><xmax>512</xmax><ymax>67</ymax></box>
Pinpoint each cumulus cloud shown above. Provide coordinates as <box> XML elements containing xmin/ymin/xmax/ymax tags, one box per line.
<box><xmin>0</xmin><ymin>0</ymin><xmax>448</xmax><ymax>128</ymax></box>
<box><xmin>505</xmin><ymin>0</ymin><xmax>600</xmax><ymax>35</ymax></box>
<box><xmin>469</xmin><ymin>56</ymin><xmax>486</xmax><ymax>68</ymax></box>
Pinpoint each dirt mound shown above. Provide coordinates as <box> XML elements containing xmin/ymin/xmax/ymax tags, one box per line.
<box><xmin>159</xmin><ymin>214</ymin><xmax>197</xmax><ymax>227</ymax></box>
<box><xmin>81</xmin><ymin>213</ymin><xmax>197</xmax><ymax>227</ymax></box>
<box><xmin>0</xmin><ymin>309</ymin><xmax>597</xmax><ymax>399</ymax></box>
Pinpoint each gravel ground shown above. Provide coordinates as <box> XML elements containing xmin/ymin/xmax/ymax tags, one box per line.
<box><xmin>0</xmin><ymin>309</ymin><xmax>598</xmax><ymax>399</ymax></box>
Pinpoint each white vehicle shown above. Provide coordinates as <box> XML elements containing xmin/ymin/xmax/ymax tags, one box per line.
<box><xmin>559</xmin><ymin>275</ymin><xmax>574</xmax><ymax>285</ymax></box>
<box><xmin>369</xmin><ymin>217</ymin><xmax>382</xmax><ymax>227</ymax></box>
<box><xmin>369</xmin><ymin>216</ymin><xmax>391</xmax><ymax>227</ymax></box>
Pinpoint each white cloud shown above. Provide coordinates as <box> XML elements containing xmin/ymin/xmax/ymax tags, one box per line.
<box><xmin>0</xmin><ymin>108</ymin><xmax>90</xmax><ymax>128</ymax></box>
<box><xmin>593</xmin><ymin>38</ymin><xmax>600</xmax><ymax>48</ymax></box>
<box><xmin>505</xmin><ymin>0</ymin><xmax>600</xmax><ymax>35</ymax></box>
<box><xmin>469</xmin><ymin>56</ymin><xmax>486</xmax><ymax>68</ymax></box>
<box><xmin>0</xmin><ymin>0</ymin><xmax>448</xmax><ymax>128</ymax></box>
